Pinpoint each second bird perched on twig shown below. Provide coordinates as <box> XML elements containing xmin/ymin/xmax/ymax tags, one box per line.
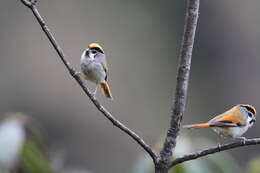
<box><xmin>183</xmin><ymin>104</ymin><xmax>256</xmax><ymax>142</ymax></box>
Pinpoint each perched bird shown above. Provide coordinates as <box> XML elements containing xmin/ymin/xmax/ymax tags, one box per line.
<box><xmin>79</xmin><ymin>43</ymin><xmax>113</xmax><ymax>99</ymax></box>
<box><xmin>183</xmin><ymin>104</ymin><xmax>256</xmax><ymax>140</ymax></box>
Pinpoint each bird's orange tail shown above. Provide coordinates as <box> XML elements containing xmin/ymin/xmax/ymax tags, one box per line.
<box><xmin>100</xmin><ymin>82</ymin><xmax>113</xmax><ymax>99</ymax></box>
<box><xmin>182</xmin><ymin>123</ymin><xmax>211</xmax><ymax>129</ymax></box>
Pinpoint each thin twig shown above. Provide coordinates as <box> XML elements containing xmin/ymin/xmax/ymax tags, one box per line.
<box><xmin>19</xmin><ymin>0</ymin><xmax>158</xmax><ymax>164</ymax></box>
<box><xmin>169</xmin><ymin>138</ymin><xmax>260</xmax><ymax>168</ymax></box>
<box><xmin>157</xmin><ymin>0</ymin><xmax>200</xmax><ymax>171</ymax></box>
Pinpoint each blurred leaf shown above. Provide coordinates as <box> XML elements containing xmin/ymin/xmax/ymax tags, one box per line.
<box><xmin>247</xmin><ymin>157</ymin><xmax>260</xmax><ymax>173</ymax></box>
<box><xmin>132</xmin><ymin>154</ymin><xmax>153</xmax><ymax>173</ymax></box>
<box><xmin>132</xmin><ymin>135</ymin><xmax>241</xmax><ymax>173</ymax></box>
<box><xmin>169</xmin><ymin>164</ymin><xmax>186</xmax><ymax>173</ymax></box>
<box><xmin>20</xmin><ymin>141</ymin><xmax>54</xmax><ymax>173</ymax></box>
<box><xmin>169</xmin><ymin>159</ymin><xmax>213</xmax><ymax>173</ymax></box>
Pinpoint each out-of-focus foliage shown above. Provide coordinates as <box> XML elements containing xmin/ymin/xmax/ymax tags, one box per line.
<box><xmin>21</xmin><ymin>141</ymin><xmax>54</xmax><ymax>173</ymax></box>
<box><xmin>132</xmin><ymin>135</ymin><xmax>241</xmax><ymax>173</ymax></box>
<box><xmin>246</xmin><ymin>157</ymin><xmax>260</xmax><ymax>173</ymax></box>
<box><xmin>21</xmin><ymin>141</ymin><xmax>93</xmax><ymax>173</ymax></box>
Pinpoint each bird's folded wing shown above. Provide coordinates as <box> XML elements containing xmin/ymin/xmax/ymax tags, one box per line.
<box><xmin>209</xmin><ymin>120</ymin><xmax>239</xmax><ymax>127</ymax></box>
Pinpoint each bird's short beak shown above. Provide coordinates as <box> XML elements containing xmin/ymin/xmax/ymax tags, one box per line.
<box><xmin>251</xmin><ymin>117</ymin><xmax>256</xmax><ymax>123</ymax></box>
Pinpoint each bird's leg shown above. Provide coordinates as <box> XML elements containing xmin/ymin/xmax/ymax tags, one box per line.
<box><xmin>217</xmin><ymin>138</ymin><xmax>222</xmax><ymax>147</ymax></box>
<box><xmin>75</xmin><ymin>71</ymin><xmax>81</xmax><ymax>76</ymax></box>
<box><xmin>217</xmin><ymin>143</ymin><xmax>221</xmax><ymax>151</ymax></box>
<box><xmin>91</xmin><ymin>85</ymin><xmax>98</xmax><ymax>98</ymax></box>
<box><xmin>216</xmin><ymin>131</ymin><xmax>225</xmax><ymax>146</ymax></box>
<box><xmin>237</xmin><ymin>137</ymin><xmax>247</xmax><ymax>145</ymax></box>
<box><xmin>75</xmin><ymin>72</ymin><xmax>86</xmax><ymax>79</ymax></box>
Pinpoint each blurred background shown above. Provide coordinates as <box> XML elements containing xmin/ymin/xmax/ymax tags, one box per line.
<box><xmin>1</xmin><ymin>0</ymin><xmax>260</xmax><ymax>172</ymax></box>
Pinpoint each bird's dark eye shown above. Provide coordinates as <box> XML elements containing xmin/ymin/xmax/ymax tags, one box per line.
<box><xmin>248</xmin><ymin>112</ymin><xmax>253</xmax><ymax>117</ymax></box>
<box><xmin>85</xmin><ymin>50</ymin><xmax>89</xmax><ymax>56</ymax></box>
<box><xmin>92</xmin><ymin>50</ymin><xmax>97</xmax><ymax>54</ymax></box>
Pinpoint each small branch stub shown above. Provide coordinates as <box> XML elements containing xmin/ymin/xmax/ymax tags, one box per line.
<box><xmin>21</xmin><ymin>0</ymin><xmax>37</xmax><ymax>7</ymax></box>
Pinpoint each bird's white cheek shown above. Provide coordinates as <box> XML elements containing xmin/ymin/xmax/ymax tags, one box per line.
<box><xmin>88</xmin><ymin>53</ymin><xmax>95</xmax><ymax>60</ymax></box>
<box><xmin>247</xmin><ymin>117</ymin><xmax>255</xmax><ymax>128</ymax></box>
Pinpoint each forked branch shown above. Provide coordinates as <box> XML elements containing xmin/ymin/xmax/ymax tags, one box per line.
<box><xmin>157</xmin><ymin>0</ymin><xmax>200</xmax><ymax>171</ymax></box>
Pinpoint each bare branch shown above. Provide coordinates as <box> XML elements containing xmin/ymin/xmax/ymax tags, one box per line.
<box><xmin>19</xmin><ymin>0</ymin><xmax>158</xmax><ymax>164</ymax></box>
<box><xmin>20</xmin><ymin>0</ymin><xmax>36</xmax><ymax>7</ymax></box>
<box><xmin>169</xmin><ymin>138</ymin><xmax>260</xmax><ymax>168</ymax></box>
<box><xmin>157</xmin><ymin>0</ymin><xmax>200</xmax><ymax>171</ymax></box>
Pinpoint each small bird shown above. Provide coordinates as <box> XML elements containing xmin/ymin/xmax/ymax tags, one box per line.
<box><xmin>183</xmin><ymin>104</ymin><xmax>256</xmax><ymax>140</ymax></box>
<box><xmin>79</xmin><ymin>43</ymin><xmax>113</xmax><ymax>99</ymax></box>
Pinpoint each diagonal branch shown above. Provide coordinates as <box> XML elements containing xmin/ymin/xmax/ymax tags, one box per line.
<box><xmin>157</xmin><ymin>0</ymin><xmax>200</xmax><ymax>170</ymax></box>
<box><xmin>19</xmin><ymin>0</ymin><xmax>158</xmax><ymax>164</ymax></box>
<box><xmin>169</xmin><ymin>138</ymin><xmax>260</xmax><ymax>168</ymax></box>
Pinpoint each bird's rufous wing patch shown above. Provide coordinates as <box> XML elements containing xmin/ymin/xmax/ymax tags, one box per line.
<box><xmin>210</xmin><ymin>114</ymin><xmax>246</xmax><ymax>127</ymax></box>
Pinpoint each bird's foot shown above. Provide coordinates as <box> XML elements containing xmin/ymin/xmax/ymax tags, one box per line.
<box><xmin>90</xmin><ymin>91</ymin><xmax>97</xmax><ymax>99</ymax></box>
<box><xmin>237</xmin><ymin>137</ymin><xmax>247</xmax><ymax>145</ymax></box>
<box><xmin>75</xmin><ymin>72</ymin><xmax>85</xmax><ymax>78</ymax></box>
<box><xmin>91</xmin><ymin>86</ymin><xmax>98</xmax><ymax>99</ymax></box>
<box><xmin>217</xmin><ymin>143</ymin><xmax>222</xmax><ymax>151</ymax></box>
